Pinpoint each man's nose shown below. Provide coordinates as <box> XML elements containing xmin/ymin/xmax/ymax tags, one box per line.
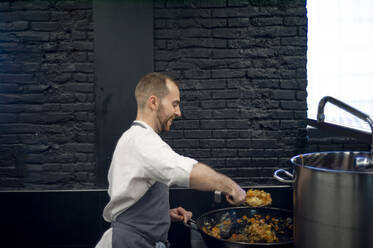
<box><xmin>175</xmin><ymin>106</ymin><xmax>181</xmax><ymax>117</ymax></box>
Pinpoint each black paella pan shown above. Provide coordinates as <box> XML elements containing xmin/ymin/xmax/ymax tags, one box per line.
<box><xmin>184</xmin><ymin>206</ymin><xmax>294</xmax><ymax>248</ymax></box>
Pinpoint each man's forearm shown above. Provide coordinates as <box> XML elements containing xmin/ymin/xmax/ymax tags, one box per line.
<box><xmin>189</xmin><ymin>162</ymin><xmax>237</xmax><ymax>195</ymax></box>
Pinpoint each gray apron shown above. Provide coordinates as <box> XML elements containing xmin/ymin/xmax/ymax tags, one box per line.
<box><xmin>112</xmin><ymin>122</ymin><xmax>171</xmax><ymax>248</ymax></box>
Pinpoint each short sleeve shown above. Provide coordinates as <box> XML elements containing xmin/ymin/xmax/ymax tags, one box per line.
<box><xmin>133</xmin><ymin>132</ymin><xmax>197</xmax><ymax>187</ymax></box>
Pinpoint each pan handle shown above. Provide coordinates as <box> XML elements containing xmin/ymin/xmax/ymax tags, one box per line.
<box><xmin>183</xmin><ymin>219</ymin><xmax>199</xmax><ymax>231</ymax></box>
<box><xmin>274</xmin><ymin>169</ymin><xmax>295</xmax><ymax>183</ymax></box>
<box><xmin>214</xmin><ymin>190</ymin><xmax>234</xmax><ymax>203</ymax></box>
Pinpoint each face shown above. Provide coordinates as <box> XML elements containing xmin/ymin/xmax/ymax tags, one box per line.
<box><xmin>155</xmin><ymin>80</ymin><xmax>181</xmax><ymax>133</ymax></box>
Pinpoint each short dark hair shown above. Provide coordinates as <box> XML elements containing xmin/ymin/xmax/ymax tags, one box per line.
<box><xmin>135</xmin><ymin>72</ymin><xmax>177</xmax><ymax>109</ymax></box>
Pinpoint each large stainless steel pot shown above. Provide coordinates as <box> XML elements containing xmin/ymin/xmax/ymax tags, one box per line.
<box><xmin>274</xmin><ymin>151</ymin><xmax>373</xmax><ymax>248</ymax></box>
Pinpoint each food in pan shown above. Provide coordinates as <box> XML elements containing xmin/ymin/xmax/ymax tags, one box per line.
<box><xmin>245</xmin><ymin>189</ymin><xmax>272</xmax><ymax>207</ymax></box>
<box><xmin>202</xmin><ymin>213</ymin><xmax>293</xmax><ymax>243</ymax></box>
<box><xmin>246</xmin><ymin>221</ymin><xmax>278</xmax><ymax>243</ymax></box>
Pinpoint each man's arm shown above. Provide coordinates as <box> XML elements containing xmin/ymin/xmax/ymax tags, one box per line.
<box><xmin>189</xmin><ymin>162</ymin><xmax>246</xmax><ymax>205</ymax></box>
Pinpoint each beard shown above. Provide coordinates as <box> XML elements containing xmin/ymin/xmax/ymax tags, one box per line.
<box><xmin>156</xmin><ymin>105</ymin><xmax>174</xmax><ymax>133</ymax></box>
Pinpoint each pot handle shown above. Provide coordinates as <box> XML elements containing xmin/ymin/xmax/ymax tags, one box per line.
<box><xmin>183</xmin><ymin>219</ymin><xmax>199</xmax><ymax>231</ymax></box>
<box><xmin>274</xmin><ymin>169</ymin><xmax>295</xmax><ymax>183</ymax></box>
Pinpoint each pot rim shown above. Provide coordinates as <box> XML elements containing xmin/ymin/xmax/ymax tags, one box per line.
<box><xmin>290</xmin><ymin>151</ymin><xmax>373</xmax><ymax>174</ymax></box>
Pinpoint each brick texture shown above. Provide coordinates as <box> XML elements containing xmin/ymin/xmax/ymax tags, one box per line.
<box><xmin>1</xmin><ymin>0</ymin><xmax>366</xmax><ymax>190</ymax></box>
<box><xmin>0</xmin><ymin>0</ymin><xmax>95</xmax><ymax>189</ymax></box>
<box><xmin>155</xmin><ymin>0</ymin><xmax>308</xmax><ymax>185</ymax></box>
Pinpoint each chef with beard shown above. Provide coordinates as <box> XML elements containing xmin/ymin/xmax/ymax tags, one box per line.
<box><xmin>95</xmin><ymin>72</ymin><xmax>246</xmax><ymax>248</ymax></box>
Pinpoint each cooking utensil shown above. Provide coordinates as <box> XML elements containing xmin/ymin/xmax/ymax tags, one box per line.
<box><xmin>184</xmin><ymin>207</ymin><xmax>293</xmax><ymax>248</ymax></box>
<box><xmin>275</xmin><ymin>151</ymin><xmax>373</xmax><ymax>248</ymax></box>
<box><xmin>274</xmin><ymin>96</ymin><xmax>373</xmax><ymax>248</ymax></box>
<box><xmin>214</xmin><ymin>190</ymin><xmax>272</xmax><ymax>208</ymax></box>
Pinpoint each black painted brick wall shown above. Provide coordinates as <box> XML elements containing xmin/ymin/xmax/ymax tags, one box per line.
<box><xmin>1</xmin><ymin>0</ymin><xmax>345</xmax><ymax>189</ymax></box>
<box><xmin>0</xmin><ymin>0</ymin><xmax>95</xmax><ymax>189</ymax></box>
<box><xmin>154</xmin><ymin>0</ymin><xmax>308</xmax><ymax>185</ymax></box>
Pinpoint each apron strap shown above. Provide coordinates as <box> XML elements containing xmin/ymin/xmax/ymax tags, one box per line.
<box><xmin>131</xmin><ymin>121</ymin><xmax>146</xmax><ymax>129</ymax></box>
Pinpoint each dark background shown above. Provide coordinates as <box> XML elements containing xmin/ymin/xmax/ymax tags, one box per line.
<box><xmin>94</xmin><ymin>0</ymin><xmax>153</xmax><ymax>187</ymax></box>
<box><xmin>0</xmin><ymin>0</ymin><xmax>369</xmax><ymax>190</ymax></box>
<box><xmin>0</xmin><ymin>185</ymin><xmax>293</xmax><ymax>248</ymax></box>
<box><xmin>0</xmin><ymin>0</ymin><xmax>370</xmax><ymax>247</ymax></box>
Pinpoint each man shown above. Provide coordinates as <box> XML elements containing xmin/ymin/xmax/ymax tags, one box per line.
<box><xmin>95</xmin><ymin>72</ymin><xmax>246</xmax><ymax>248</ymax></box>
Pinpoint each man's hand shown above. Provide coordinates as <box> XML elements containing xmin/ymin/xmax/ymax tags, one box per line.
<box><xmin>169</xmin><ymin>207</ymin><xmax>192</xmax><ymax>224</ymax></box>
<box><xmin>225</xmin><ymin>185</ymin><xmax>246</xmax><ymax>205</ymax></box>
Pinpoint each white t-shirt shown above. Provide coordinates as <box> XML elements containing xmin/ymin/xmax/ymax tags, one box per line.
<box><xmin>102</xmin><ymin>120</ymin><xmax>197</xmax><ymax>222</ymax></box>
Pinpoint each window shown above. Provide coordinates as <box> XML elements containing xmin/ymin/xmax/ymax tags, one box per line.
<box><xmin>307</xmin><ymin>0</ymin><xmax>373</xmax><ymax>132</ymax></box>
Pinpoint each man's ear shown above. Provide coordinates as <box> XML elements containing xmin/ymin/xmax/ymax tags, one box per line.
<box><xmin>148</xmin><ymin>95</ymin><xmax>159</xmax><ymax>111</ymax></box>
